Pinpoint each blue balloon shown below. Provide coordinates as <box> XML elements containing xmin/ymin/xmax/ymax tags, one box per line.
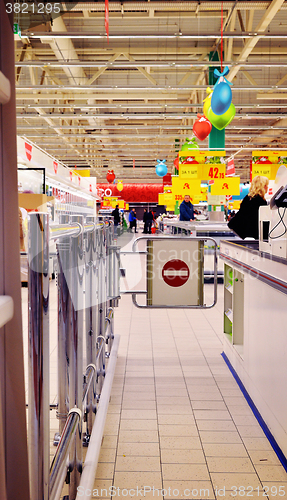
<box><xmin>155</xmin><ymin>159</ymin><xmax>167</xmax><ymax>177</ymax></box>
<box><xmin>156</xmin><ymin>164</ymin><xmax>168</xmax><ymax>177</ymax></box>
<box><xmin>211</xmin><ymin>82</ymin><xmax>232</xmax><ymax>115</ymax></box>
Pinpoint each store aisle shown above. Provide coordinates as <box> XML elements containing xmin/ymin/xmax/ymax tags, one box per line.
<box><xmin>96</xmin><ymin>287</ymin><xmax>287</xmax><ymax>500</ymax></box>
<box><xmin>21</xmin><ymin>278</ymin><xmax>287</xmax><ymax>499</ymax></box>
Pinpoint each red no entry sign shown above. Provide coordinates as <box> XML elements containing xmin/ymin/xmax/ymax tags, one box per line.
<box><xmin>162</xmin><ymin>259</ymin><xmax>190</xmax><ymax>287</ymax></box>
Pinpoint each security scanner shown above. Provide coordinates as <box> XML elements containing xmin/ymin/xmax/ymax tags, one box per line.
<box><xmin>259</xmin><ymin>184</ymin><xmax>287</xmax><ymax>258</ymax></box>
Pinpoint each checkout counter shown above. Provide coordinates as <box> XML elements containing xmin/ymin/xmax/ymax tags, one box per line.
<box><xmin>219</xmin><ymin>196</ymin><xmax>287</xmax><ymax>460</ymax></box>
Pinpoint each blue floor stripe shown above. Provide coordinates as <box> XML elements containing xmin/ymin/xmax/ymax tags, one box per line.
<box><xmin>221</xmin><ymin>351</ymin><xmax>287</xmax><ymax>472</ymax></box>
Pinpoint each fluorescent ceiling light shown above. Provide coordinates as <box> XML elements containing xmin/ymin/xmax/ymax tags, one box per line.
<box><xmin>16</xmin><ymin>85</ymin><xmax>287</xmax><ymax>91</ymax></box>
<box><xmin>26</xmin><ymin>32</ymin><xmax>287</xmax><ymax>40</ymax></box>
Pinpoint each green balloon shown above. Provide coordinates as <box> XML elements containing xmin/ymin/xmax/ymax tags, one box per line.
<box><xmin>207</xmin><ymin>103</ymin><xmax>236</xmax><ymax>130</ymax></box>
<box><xmin>181</xmin><ymin>137</ymin><xmax>199</xmax><ymax>151</ymax></box>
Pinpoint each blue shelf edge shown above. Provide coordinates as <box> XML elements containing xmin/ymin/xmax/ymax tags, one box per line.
<box><xmin>221</xmin><ymin>351</ymin><xmax>287</xmax><ymax>473</ymax></box>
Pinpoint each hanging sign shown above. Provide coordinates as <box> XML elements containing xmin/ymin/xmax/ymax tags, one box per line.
<box><xmin>25</xmin><ymin>142</ymin><xmax>32</xmax><ymax>161</ymax></box>
<box><xmin>210</xmin><ymin>177</ymin><xmax>240</xmax><ymax>196</ymax></box>
<box><xmin>158</xmin><ymin>193</ymin><xmax>174</xmax><ymax>205</ymax></box>
<box><xmin>105</xmin><ymin>0</ymin><xmax>109</xmax><ymax>42</ymax></box>
<box><xmin>226</xmin><ymin>158</ymin><xmax>235</xmax><ymax>176</ymax></box>
<box><xmin>53</xmin><ymin>161</ymin><xmax>58</xmax><ymax>174</ymax></box>
<box><xmin>251</xmin><ymin>151</ymin><xmax>287</xmax><ymax>180</ymax></box>
<box><xmin>179</xmin><ymin>150</ymin><xmax>226</xmax><ymax>180</ymax></box>
<box><xmin>179</xmin><ymin>165</ymin><xmax>199</xmax><ymax>179</ymax></box>
<box><xmin>171</xmin><ymin>178</ymin><xmax>201</xmax><ymax>202</ymax></box>
<box><xmin>179</xmin><ymin>164</ymin><xmax>225</xmax><ymax>180</ymax></box>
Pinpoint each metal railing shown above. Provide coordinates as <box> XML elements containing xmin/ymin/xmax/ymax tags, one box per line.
<box><xmin>0</xmin><ymin>295</ymin><xmax>14</xmax><ymax>500</ymax></box>
<box><xmin>27</xmin><ymin>212</ymin><xmax>120</xmax><ymax>500</ymax></box>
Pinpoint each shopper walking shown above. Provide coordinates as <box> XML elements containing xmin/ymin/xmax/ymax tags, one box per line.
<box><xmin>129</xmin><ymin>208</ymin><xmax>138</xmax><ymax>233</ymax></box>
<box><xmin>111</xmin><ymin>204</ymin><xmax>121</xmax><ymax>236</ymax></box>
<box><xmin>146</xmin><ymin>210</ymin><xmax>154</xmax><ymax>234</ymax></box>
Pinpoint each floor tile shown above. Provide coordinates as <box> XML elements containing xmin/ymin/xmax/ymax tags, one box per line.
<box><xmin>120</xmin><ymin>419</ymin><xmax>158</xmax><ymax>431</ymax></box>
<box><xmin>98</xmin><ymin>448</ymin><xmax>117</xmax><ymax>463</ymax></box>
<box><xmin>113</xmin><ymin>471</ymin><xmax>162</xmax><ymax>489</ymax></box>
<box><xmin>117</xmin><ymin>442</ymin><xmax>160</xmax><ymax>457</ymax></box>
<box><xmin>159</xmin><ymin>436</ymin><xmax>202</xmax><ymax>450</ymax></box>
<box><xmin>206</xmin><ymin>456</ymin><xmax>256</xmax><ymax>473</ymax></box>
<box><xmin>210</xmin><ymin>472</ymin><xmax>262</xmax><ymax>490</ymax></box>
<box><xmin>197</xmin><ymin>420</ymin><xmax>237</xmax><ymax>432</ymax></box>
<box><xmin>254</xmin><ymin>465</ymin><xmax>287</xmax><ymax>482</ymax></box>
<box><xmin>203</xmin><ymin>443</ymin><xmax>249</xmax><ymax>458</ymax></box>
<box><xmin>162</xmin><ymin>463</ymin><xmax>210</xmax><ymax>481</ymax></box>
<box><xmin>162</xmin><ymin>480</ymin><xmax>215</xmax><ymax>499</ymax></box>
<box><xmin>158</xmin><ymin>424</ymin><xmax>198</xmax><ymax>437</ymax></box>
<box><xmin>160</xmin><ymin>449</ymin><xmax>206</xmax><ymax>464</ymax></box>
<box><xmin>115</xmin><ymin>456</ymin><xmax>161</xmax><ymax>472</ymax></box>
<box><xmin>118</xmin><ymin>430</ymin><xmax>159</xmax><ymax>443</ymax></box>
<box><xmin>199</xmin><ymin>431</ymin><xmax>243</xmax><ymax>444</ymax></box>
<box><xmin>248</xmin><ymin>449</ymin><xmax>282</xmax><ymax>466</ymax></box>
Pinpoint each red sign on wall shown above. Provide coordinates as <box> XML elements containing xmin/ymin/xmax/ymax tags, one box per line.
<box><xmin>25</xmin><ymin>142</ymin><xmax>32</xmax><ymax>161</ymax></box>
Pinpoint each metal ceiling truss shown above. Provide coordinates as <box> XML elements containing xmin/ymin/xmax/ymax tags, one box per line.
<box><xmin>15</xmin><ymin>0</ymin><xmax>287</xmax><ymax>182</ymax></box>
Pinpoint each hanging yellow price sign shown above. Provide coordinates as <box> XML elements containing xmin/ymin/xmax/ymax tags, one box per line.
<box><xmin>210</xmin><ymin>177</ymin><xmax>240</xmax><ymax>196</ymax></box>
<box><xmin>179</xmin><ymin>164</ymin><xmax>199</xmax><ymax>178</ymax></box>
<box><xmin>172</xmin><ymin>178</ymin><xmax>201</xmax><ymax>202</ymax></box>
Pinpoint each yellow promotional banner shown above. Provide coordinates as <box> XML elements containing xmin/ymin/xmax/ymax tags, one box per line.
<box><xmin>77</xmin><ymin>169</ymin><xmax>90</xmax><ymax>177</ymax></box>
<box><xmin>251</xmin><ymin>151</ymin><xmax>287</xmax><ymax>180</ymax></box>
<box><xmin>172</xmin><ymin>178</ymin><xmax>201</xmax><ymax>202</ymax></box>
<box><xmin>179</xmin><ymin>150</ymin><xmax>226</xmax><ymax>158</ymax></box>
<box><xmin>179</xmin><ymin>164</ymin><xmax>200</xmax><ymax>178</ymax></box>
<box><xmin>179</xmin><ymin>163</ymin><xmax>226</xmax><ymax>180</ymax></box>
<box><xmin>118</xmin><ymin>200</ymin><xmax>125</xmax><ymax>209</ymax></box>
<box><xmin>252</xmin><ymin>151</ymin><xmax>287</xmax><ymax>160</ymax></box>
<box><xmin>159</xmin><ymin>193</ymin><xmax>174</xmax><ymax>205</ymax></box>
<box><xmin>251</xmin><ymin>163</ymin><xmax>286</xmax><ymax>180</ymax></box>
<box><xmin>210</xmin><ymin>177</ymin><xmax>240</xmax><ymax>196</ymax></box>
<box><xmin>158</xmin><ymin>193</ymin><xmax>165</xmax><ymax>205</ymax></box>
<box><xmin>202</xmin><ymin>164</ymin><xmax>225</xmax><ymax>180</ymax></box>
<box><xmin>164</xmin><ymin>193</ymin><xmax>173</xmax><ymax>203</ymax></box>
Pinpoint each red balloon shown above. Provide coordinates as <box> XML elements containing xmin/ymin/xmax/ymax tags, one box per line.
<box><xmin>193</xmin><ymin>114</ymin><xmax>212</xmax><ymax>141</ymax></box>
<box><xmin>106</xmin><ymin>169</ymin><xmax>115</xmax><ymax>183</ymax></box>
<box><xmin>173</xmin><ymin>156</ymin><xmax>179</xmax><ymax>168</ymax></box>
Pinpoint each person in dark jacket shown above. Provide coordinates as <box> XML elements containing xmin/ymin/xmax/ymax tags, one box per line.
<box><xmin>228</xmin><ymin>175</ymin><xmax>269</xmax><ymax>239</ymax></box>
<box><xmin>146</xmin><ymin>210</ymin><xmax>154</xmax><ymax>234</ymax></box>
<box><xmin>179</xmin><ymin>195</ymin><xmax>195</xmax><ymax>221</ymax></box>
<box><xmin>111</xmin><ymin>205</ymin><xmax>121</xmax><ymax>235</ymax></box>
<box><xmin>143</xmin><ymin>209</ymin><xmax>148</xmax><ymax>233</ymax></box>
<box><xmin>128</xmin><ymin>208</ymin><xmax>138</xmax><ymax>233</ymax></box>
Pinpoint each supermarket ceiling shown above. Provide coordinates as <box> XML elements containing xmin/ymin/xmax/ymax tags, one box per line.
<box><xmin>15</xmin><ymin>0</ymin><xmax>287</xmax><ymax>182</ymax></box>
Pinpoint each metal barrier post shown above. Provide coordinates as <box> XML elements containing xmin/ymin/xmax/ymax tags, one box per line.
<box><xmin>84</xmin><ymin>217</ymin><xmax>98</xmax><ymax>439</ymax></box>
<box><xmin>97</xmin><ymin>222</ymin><xmax>107</xmax><ymax>396</ymax></box>
<box><xmin>69</xmin><ymin>214</ymin><xmax>84</xmax><ymax>499</ymax></box>
<box><xmin>55</xmin><ymin>214</ymin><xmax>71</xmax><ymax>440</ymax></box>
<box><xmin>49</xmin><ymin>409</ymin><xmax>82</xmax><ymax>500</ymax></box>
<box><xmin>28</xmin><ymin>212</ymin><xmax>50</xmax><ymax>500</ymax></box>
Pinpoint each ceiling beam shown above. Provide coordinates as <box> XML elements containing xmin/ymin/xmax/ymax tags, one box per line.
<box><xmin>228</xmin><ymin>0</ymin><xmax>286</xmax><ymax>82</ymax></box>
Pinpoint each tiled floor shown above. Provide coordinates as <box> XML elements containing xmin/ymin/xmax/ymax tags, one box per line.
<box><xmin>21</xmin><ymin>233</ymin><xmax>287</xmax><ymax>499</ymax></box>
